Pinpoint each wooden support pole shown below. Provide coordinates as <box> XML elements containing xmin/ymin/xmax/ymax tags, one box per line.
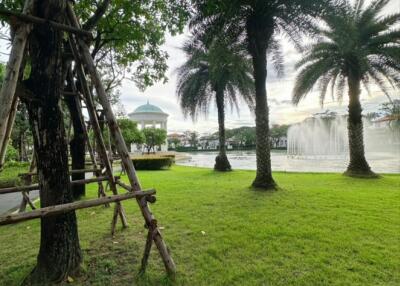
<box><xmin>66</xmin><ymin>4</ymin><xmax>176</xmax><ymax>276</ymax></box>
<box><xmin>0</xmin><ymin>184</ymin><xmax>38</xmax><ymax>195</ymax></box>
<box><xmin>139</xmin><ymin>229</ymin><xmax>155</xmax><ymax>274</ymax></box>
<box><xmin>0</xmin><ymin>8</ymin><xmax>93</xmax><ymax>39</ymax></box>
<box><xmin>18</xmin><ymin>168</ymin><xmax>100</xmax><ymax>177</ymax></box>
<box><xmin>18</xmin><ymin>149</ymin><xmax>36</xmax><ymax>212</ymax></box>
<box><xmin>0</xmin><ymin>96</ymin><xmax>18</xmax><ymax>169</ymax></box>
<box><xmin>0</xmin><ymin>176</ymin><xmax>118</xmax><ymax>195</ymax></box>
<box><xmin>21</xmin><ymin>191</ymin><xmax>36</xmax><ymax>210</ymax></box>
<box><xmin>0</xmin><ymin>190</ymin><xmax>156</xmax><ymax>226</ymax></box>
<box><xmin>67</xmin><ymin>32</ymin><xmax>128</xmax><ymax>232</ymax></box>
<box><xmin>116</xmin><ymin>180</ymin><xmax>156</xmax><ymax>203</ymax></box>
<box><xmin>66</xmin><ymin>68</ymin><xmax>109</xmax><ymax>207</ymax></box>
<box><xmin>0</xmin><ymin>0</ymin><xmax>34</xmax><ymax>169</ymax></box>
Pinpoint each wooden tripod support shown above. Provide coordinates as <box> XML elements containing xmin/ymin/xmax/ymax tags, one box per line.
<box><xmin>0</xmin><ymin>1</ymin><xmax>176</xmax><ymax>277</ymax></box>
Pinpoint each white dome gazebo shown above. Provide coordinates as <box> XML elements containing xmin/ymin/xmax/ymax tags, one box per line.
<box><xmin>128</xmin><ymin>101</ymin><xmax>169</xmax><ymax>152</ymax></box>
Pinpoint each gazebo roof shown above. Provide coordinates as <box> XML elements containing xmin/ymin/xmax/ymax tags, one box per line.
<box><xmin>131</xmin><ymin>101</ymin><xmax>166</xmax><ymax>114</ymax></box>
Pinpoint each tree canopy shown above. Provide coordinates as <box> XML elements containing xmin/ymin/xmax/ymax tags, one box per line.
<box><xmin>117</xmin><ymin>118</ymin><xmax>144</xmax><ymax>150</ymax></box>
<box><xmin>0</xmin><ymin>0</ymin><xmax>191</xmax><ymax>91</ymax></box>
<box><xmin>177</xmin><ymin>36</ymin><xmax>254</xmax><ymax>120</ymax></box>
<box><xmin>292</xmin><ymin>0</ymin><xmax>400</xmax><ymax>106</ymax></box>
<box><xmin>142</xmin><ymin>127</ymin><xmax>167</xmax><ymax>153</ymax></box>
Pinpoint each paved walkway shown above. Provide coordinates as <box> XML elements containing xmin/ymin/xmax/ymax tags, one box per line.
<box><xmin>0</xmin><ymin>167</ymin><xmax>122</xmax><ymax>214</ymax></box>
<box><xmin>0</xmin><ymin>190</ymin><xmax>39</xmax><ymax>214</ymax></box>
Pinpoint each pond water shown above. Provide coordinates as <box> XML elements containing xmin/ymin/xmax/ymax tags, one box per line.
<box><xmin>177</xmin><ymin>150</ymin><xmax>400</xmax><ymax>174</ymax></box>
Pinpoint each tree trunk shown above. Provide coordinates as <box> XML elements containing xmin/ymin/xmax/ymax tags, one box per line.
<box><xmin>344</xmin><ymin>74</ymin><xmax>376</xmax><ymax>177</ymax></box>
<box><xmin>65</xmin><ymin>94</ymin><xmax>86</xmax><ymax>199</ymax></box>
<box><xmin>247</xmin><ymin>23</ymin><xmax>276</xmax><ymax>189</ymax></box>
<box><xmin>214</xmin><ymin>89</ymin><xmax>231</xmax><ymax>171</ymax></box>
<box><xmin>23</xmin><ymin>1</ymin><xmax>82</xmax><ymax>284</ymax></box>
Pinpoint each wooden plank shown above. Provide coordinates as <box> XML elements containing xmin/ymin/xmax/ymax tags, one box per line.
<box><xmin>0</xmin><ymin>190</ymin><xmax>156</xmax><ymax>226</ymax></box>
<box><xmin>0</xmin><ymin>8</ymin><xmax>93</xmax><ymax>38</ymax></box>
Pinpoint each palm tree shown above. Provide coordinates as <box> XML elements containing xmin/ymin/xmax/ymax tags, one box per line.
<box><xmin>192</xmin><ymin>0</ymin><xmax>328</xmax><ymax>189</ymax></box>
<box><xmin>176</xmin><ymin>37</ymin><xmax>254</xmax><ymax>171</ymax></box>
<box><xmin>292</xmin><ymin>0</ymin><xmax>400</xmax><ymax>177</ymax></box>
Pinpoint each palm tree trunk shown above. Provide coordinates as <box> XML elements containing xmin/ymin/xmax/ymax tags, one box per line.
<box><xmin>345</xmin><ymin>74</ymin><xmax>376</xmax><ymax>177</ymax></box>
<box><xmin>248</xmin><ymin>34</ymin><xmax>276</xmax><ymax>189</ymax></box>
<box><xmin>214</xmin><ymin>88</ymin><xmax>231</xmax><ymax>171</ymax></box>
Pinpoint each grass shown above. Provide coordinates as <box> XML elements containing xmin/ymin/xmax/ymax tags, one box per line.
<box><xmin>0</xmin><ymin>163</ymin><xmax>30</xmax><ymax>188</ymax></box>
<box><xmin>0</xmin><ymin>165</ymin><xmax>399</xmax><ymax>285</ymax></box>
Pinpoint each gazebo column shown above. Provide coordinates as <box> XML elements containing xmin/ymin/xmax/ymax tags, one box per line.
<box><xmin>141</xmin><ymin>121</ymin><xmax>145</xmax><ymax>130</ymax></box>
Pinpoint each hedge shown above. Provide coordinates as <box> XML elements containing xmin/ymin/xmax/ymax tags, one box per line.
<box><xmin>132</xmin><ymin>157</ymin><xmax>173</xmax><ymax>170</ymax></box>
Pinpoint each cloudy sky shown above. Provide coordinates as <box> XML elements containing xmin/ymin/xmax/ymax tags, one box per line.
<box><xmin>118</xmin><ymin>0</ymin><xmax>400</xmax><ymax>134</ymax></box>
<box><xmin>1</xmin><ymin>0</ymin><xmax>399</xmax><ymax>134</ymax></box>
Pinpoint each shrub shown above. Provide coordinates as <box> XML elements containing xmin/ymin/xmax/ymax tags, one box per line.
<box><xmin>132</xmin><ymin>156</ymin><xmax>173</xmax><ymax>170</ymax></box>
<box><xmin>5</xmin><ymin>144</ymin><xmax>18</xmax><ymax>162</ymax></box>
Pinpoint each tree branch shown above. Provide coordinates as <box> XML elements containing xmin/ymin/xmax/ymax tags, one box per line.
<box><xmin>82</xmin><ymin>0</ymin><xmax>111</xmax><ymax>31</ymax></box>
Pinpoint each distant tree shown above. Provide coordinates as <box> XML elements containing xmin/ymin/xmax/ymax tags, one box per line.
<box><xmin>188</xmin><ymin>132</ymin><xmax>199</xmax><ymax>148</ymax></box>
<box><xmin>143</xmin><ymin>128</ymin><xmax>167</xmax><ymax>154</ymax></box>
<box><xmin>0</xmin><ymin>63</ymin><xmax>5</xmax><ymax>86</ymax></box>
<box><xmin>5</xmin><ymin>143</ymin><xmax>18</xmax><ymax>162</ymax></box>
<box><xmin>239</xmin><ymin>127</ymin><xmax>256</xmax><ymax>147</ymax></box>
<box><xmin>117</xmin><ymin>119</ymin><xmax>144</xmax><ymax>152</ymax></box>
<box><xmin>380</xmin><ymin>100</ymin><xmax>400</xmax><ymax>130</ymax></box>
<box><xmin>10</xmin><ymin>102</ymin><xmax>32</xmax><ymax>162</ymax></box>
<box><xmin>168</xmin><ymin>137</ymin><xmax>181</xmax><ymax>149</ymax></box>
<box><xmin>177</xmin><ymin>36</ymin><xmax>254</xmax><ymax>171</ymax></box>
<box><xmin>364</xmin><ymin>112</ymin><xmax>380</xmax><ymax>122</ymax></box>
<box><xmin>292</xmin><ymin>0</ymin><xmax>400</xmax><ymax>177</ymax></box>
<box><xmin>270</xmin><ymin>125</ymin><xmax>289</xmax><ymax>148</ymax></box>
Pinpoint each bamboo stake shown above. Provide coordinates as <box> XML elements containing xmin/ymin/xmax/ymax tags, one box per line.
<box><xmin>0</xmin><ymin>190</ymin><xmax>155</xmax><ymax>226</ymax></box>
<box><xmin>0</xmin><ymin>0</ymin><xmax>34</xmax><ymax>162</ymax></box>
<box><xmin>66</xmin><ymin>3</ymin><xmax>176</xmax><ymax>276</ymax></box>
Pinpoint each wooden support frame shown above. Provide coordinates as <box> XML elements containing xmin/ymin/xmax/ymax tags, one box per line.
<box><xmin>66</xmin><ymin>3</ymin><xmax>176</xmax><ymax>276</ymax></box>
<box><xmin>0</xmin><ymin>0</ymin><xmax>34</xmax><ymax>169</ymax></box>
<box><xmin>0</xmin><ymin>176</ymin><xmax>119</xmax><ymax>195</ymax></box>
<box><xmin>0</xmin><ymin>2</ymin><xmax>176</xmax><ymax>278</ymax></box>
<box><xmin>67</xmin><ymin>35</ymin><xmax>128</xmax><ymax>234</ymax></box>
<box><xmin>0</xmin><ymin>8</ymin><xmax>93</xmax><ymax>39</ymax></box>
<box><xmin>18</xmin><ymin>149</ymin><xmax>36</xmax><ymax>212</ymax></box>
<box><xmin>0</xmin><ymin>189</ymin><xmax>156</xmax><ymax>226</ymax></box>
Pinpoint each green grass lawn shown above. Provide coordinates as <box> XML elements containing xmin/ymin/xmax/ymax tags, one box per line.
<box><xmin>0</xmin><ymin>166</ymin><xmax>399</xmax><ymax>285</ymax></box>
<box><xmin>0</xmin><ymin>163</ymin><xmax>30</xmax><ymax>188</ymax></box>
